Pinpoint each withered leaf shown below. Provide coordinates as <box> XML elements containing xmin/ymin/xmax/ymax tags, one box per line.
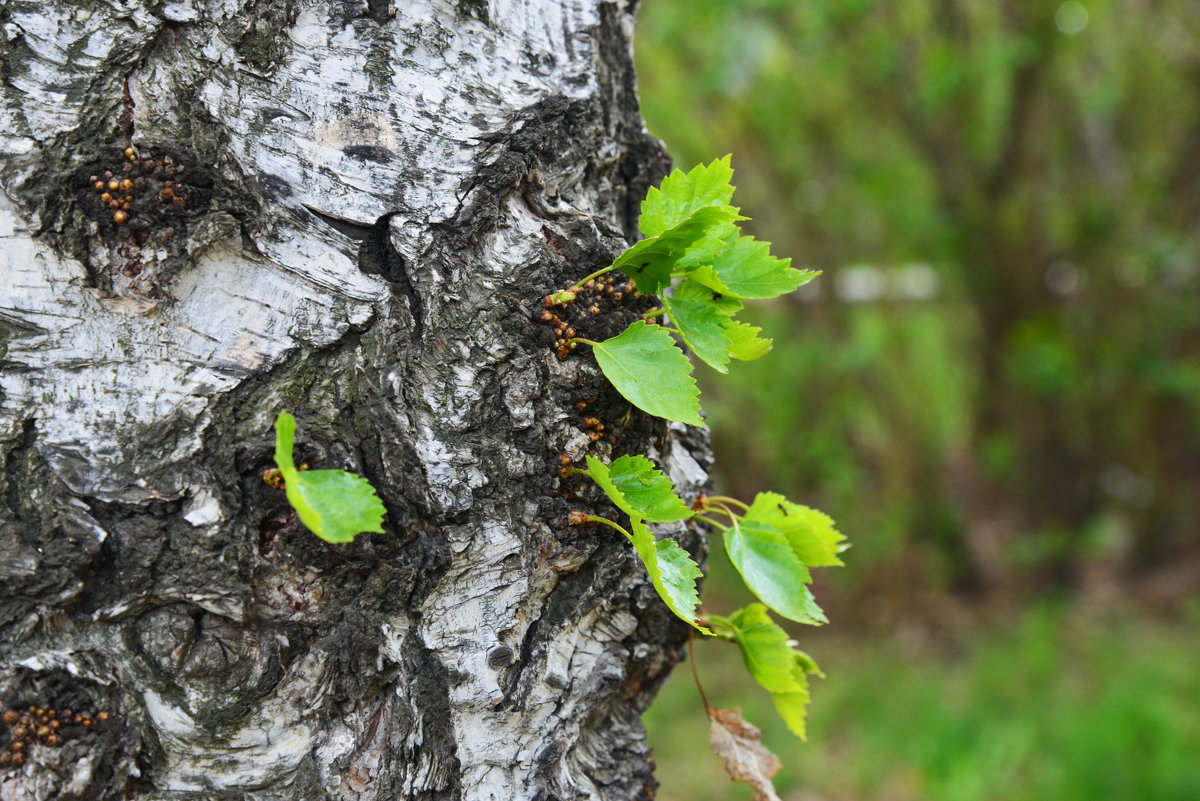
<box><xmin>707</xmin><ymin>706</ymin><xmax>783</xmax><ymax>801</ymax></box>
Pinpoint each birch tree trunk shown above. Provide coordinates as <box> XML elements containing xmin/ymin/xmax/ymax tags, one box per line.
<box><xmin>0</xmin><ymin>2</ymin><xmax>711</xmax><ymax>798</ymax></box>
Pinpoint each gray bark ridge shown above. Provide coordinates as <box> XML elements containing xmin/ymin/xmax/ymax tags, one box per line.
<box><xmin>0</xmin><ymin>1</ymin><xmax>711</xmax><ymax>800</ymax></box>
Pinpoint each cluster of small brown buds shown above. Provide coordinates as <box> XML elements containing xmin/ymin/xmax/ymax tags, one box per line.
<box><xmin>588</xmin><ymin>275</ymin><xmax>632</xmax><ymax>302</ymax></box>
<box><xmin>538</xmin><ymin>309</ymin><xmax>579</xmax><ymax>359</ymax></box>
<box><xmin>261</xmin><ymin>461</ymin><xmax>312</xmax><ymax>490</ymax></box>
<box><xmin>543</xmin><ymin>274</ymin><xmax>638</xmax><ymax>314</ymax></box>
<box><xmin>558</xmin><ymin>452</ymin><xmax>576</xmax><ymax>479</ymax></box>
<box><xmin>86</xmin><ymin>148</ymin><xmax>194</xmax><ymax>227</ymax></box>
<box><xmin>581</xmin><ymin>275</ymin><xmax>636</xmax><ymax>313</ymax></box>
<box><xmin>0</xmin><ymin>704</ymin><xmax>110</xmax><ymax>768</ymax></box>
<box><xmin>261</xmin><ymin>468</ymin><xmax>285</xmax><ymax>490</ymax></box>
<box><xmin>582</xmin><ymin>416</ymin><xmax>605</xmax><ymax>442</ymax></box>
<box><xmin>89</xmin><ymin>168</ymin><xmax>135</xmax><ymax>225</ymax></box>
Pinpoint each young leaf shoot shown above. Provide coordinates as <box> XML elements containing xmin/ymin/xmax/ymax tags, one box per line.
<box><xmin>273</xmin><ymin>411</ymin><xmax>386</xmax><ymax>544</ymax></box>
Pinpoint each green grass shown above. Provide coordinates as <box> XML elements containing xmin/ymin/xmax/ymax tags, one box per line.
<box><xmin>645</xmin><ymin>603</ymin><xmax>1200</xmax><ymax>801</ymax></box>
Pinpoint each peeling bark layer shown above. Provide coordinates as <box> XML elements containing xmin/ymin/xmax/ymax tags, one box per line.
<box><xmin>0</xmin><ymin>2</ymin><xmax>709</xmax><ymax>799</ymax></box>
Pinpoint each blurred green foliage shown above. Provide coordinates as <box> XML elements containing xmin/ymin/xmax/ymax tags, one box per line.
<box><xmin>645</xmin><ymin>604</ymin><xmax>1200</xmax><ymax>801</ymax></box>
<box><xmin>636</xmin><ymin>0</ymin><xmax>1200</xmax><ymax>595</ymax></box>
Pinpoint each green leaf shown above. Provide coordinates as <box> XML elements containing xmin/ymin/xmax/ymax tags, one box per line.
<box><xmin>674</xmin><ymin>278</ymin><xmax>743</xmax><ymax>318</ymax></box>
<box><xmin>704</xmin><ymin>235</ymin><xmax>818</xmax><ymax>300</ymax></box>
<box><xmin>628</xmin><ymin>518</ymin><xmax>710</xmax><ymax>633</ymax></box>
<box><xmin>287</xmin><ymin>469</ymin><xmax>386</xmax><ymax>544</ymax></box>
<box><xmin>724</xmin><ymin>321</ymin><xmax>773</xmax><ymax>361</ymax></box>
<box><xmin>663</xmin><ymin>296</ymin><xmax>734</xmax><ymax>373</ymax></box>
<box><xmin>729</xmin><ymin>604</ymin><xmax>806</xmax><ymax>694</ymax></box>
<box><xmin>726</xmin><ymin>605</ymin><xmax>821</xmax><ymax>740</ymax></box>
<box><xmin>614</xmin><ymin>205</ymin><xmax>741</xmax><ymax>295</ymax></box>
<box><xmin>274</xmin><ymin>411</ymin><xmax>298</xmax><ymax>474</ymax></box>
<box><xmin>273</xmin><ymin>412</ymin><xmax>386</xmax><ymax>544</ymax></box>
<box><xmin>723</xmin><ymin>518</ymin><xmax>826</xmax><ymax>624</ymax></box>
<box><xmin>793</xmin><ymin>648</ymin><xmax>824</xmax><ymax>678</ymax></box>
<box><xmin>584</xmin><ymin>454</ymin><xmax>692</xmax><ymax>523</ymax></box>
<box><xmin>744</xmin><ymin>492</ymin><xmax>846</xmax><ymax>567</ymax></box>
<box><xmin>770</xmin><ymin>662</ymin><xmax>812</xmax><ymax>741</ymax></box>
<box><xmin>677</xmin><ymin>221</ymin><xmax>739</xmax><ymax>270</ymax></box>
<box><xmin>639</xmin><ymin>156</ymin><xmax>736</xmax><ymax>237</ymax></box>
<box><xmin>592</xmin><ymin>321</ymin><xmax>703</xmax><ymax>426</ymax></box>
<box><xmin>727</xmin><ymin>604</ymin><xmax>822</xmax><ymax>740</ymax></box>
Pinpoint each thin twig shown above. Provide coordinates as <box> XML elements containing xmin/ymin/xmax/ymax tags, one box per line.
<box><xmin>689</xmin><ymin>628</ymin><xmax>712</xmax><ymax>714</ymax></box>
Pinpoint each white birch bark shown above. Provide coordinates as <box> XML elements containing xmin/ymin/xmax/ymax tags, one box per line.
<box><xmin>0</xmin><ymin>1</ymin><xmax>710</xmax><ymax>798</ymax></box>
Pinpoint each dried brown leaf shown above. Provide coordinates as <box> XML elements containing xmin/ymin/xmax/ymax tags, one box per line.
<box><xmin>707</xmin><ymin>706</ymin><xmax>783</xmax><ymax>801</ymax></box>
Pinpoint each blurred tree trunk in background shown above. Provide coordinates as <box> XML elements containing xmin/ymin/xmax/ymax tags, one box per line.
<box><xmin>0</xmin><ymin>1</ymin><xmax>705</xmax><ymax>798</ymax></box>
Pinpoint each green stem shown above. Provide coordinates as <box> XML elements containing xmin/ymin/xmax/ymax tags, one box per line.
<box><xmin>706</xmin><ymin>495</ymin><xmax>749</xmax><ymax>511</ymax></box>
<box><xmin>712</xmin><ymin>503</ymin><xmax>741</xmax><ymax>525</ymax></box>
<box><xmin>641</xmin><ymin>307</ymin><xmax>665</xmax><ymax>320</ymax></box>
<box><xmin>690</xmin><ymin>513</ymin><xmax>729</xmax><ymax>531</ymax></box>
<box><xmin>587</xmin><ymin>515</ymin><xmax>633</xmax><ymax>541</ymax></box>
<box><xmin>569</xmin><ymin>264</ymin><xmax>617</xmax><ymax>291</ymax></box>
<box><xmin>567</xmin><ymin>337</ymin><xmax>599</xmax><ymax>348</ymax></box>
<box><xmin>688</xmin><ymin>629</ymin><xmax>712</xmax><ymax>713</ymax></box>
<box><xmin>703</xmin><ymin>614</ymin><xmax>738</xmax><ymax>641</ymax></box>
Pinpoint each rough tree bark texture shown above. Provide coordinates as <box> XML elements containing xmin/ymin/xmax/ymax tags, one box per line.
<box><xmin>0</xmin><ymin>2</ymin><xmax>711</xmax><ymax>799</ymax></box>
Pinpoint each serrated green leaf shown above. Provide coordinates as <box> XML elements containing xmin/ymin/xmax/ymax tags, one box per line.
<box><xmin>287</xmin><ymin>469</ymin><xmax>386</xmax><ymax>544</ymax></box>
<box><xmin>794</xmin><ymin>648</ymin><xmax>824</xmax><ymax>678</ymax></box>
<box><xmin>663</xmin><ymin>296</ymin><xmax>734</xmax><ymax>373</ymax></box>
<box><xmin>628</xmin><ymin>518</ymin><xmax>710</xmax><ymax>633</ymax></box>
<box><xmin>724</xmin><ymin>321</ymin><xmax>773</xmax><ymax>361</ymax></box>
<box><xmin>771</xmin><ymin>663</ymin><xmax>812</xmax><ymax>740</ymax></box>
<box><xmin>584</xmin><ymin>454</ymin><xmax>692</xmax><ymax>523</ymax></box>
<box><xmin>674</xmin><ymin>278</ymin><xmax>743</xmax><ymax>317</ymax></box>
<box><xmin>273</xmin><ymin>411</ymin><xmax>386</xmax><ymax>544</ymax></box>
<box><xmin>705</xmin><ymin>235</ymin><xmax>818</xmax><ymax>300</ymax></box>
<box><xmin>684</xmin><ymin>264</ymin><xmax>732</xmax><ymax>295</ymax></box>
<box><xmin>723</xmin><ymin>518</ymin><xmax>826</xmax><ymax>625</ymax></box>
<box><xmin>729</xmin><ymin>604</ymin><xmax>806</xmax><ymax>694</ymax></box>
<box><xmin>727</xmin><ymin>604</ymin><xmax>820</xmax><ymax>740</ymax></box>
<box><xmin>677</xmin><ymin>221</ymin><xmax>739</xmax><ymax>270</ymax></box>
<box><xmin>614</xmin><ymin>205</ymin><xmax>741</xmax><ymax>295</ymax></box>
<box><xmin>639</xmin><ymin>156</ymin><xmax>736</xmax><ymax>237</ymax></box>
<box><xmin>744</xmin><ymin>492</ymin><xmax>846</xmax><ymax>567</ymax></box>
<box><xmin>592</xmin><ymin>321</ymin><xmax>703</xmax><ymax>426</ymax></box>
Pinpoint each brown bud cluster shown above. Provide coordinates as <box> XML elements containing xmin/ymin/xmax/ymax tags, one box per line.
<box><xmin>85</xmin><ymin>148</ymin><xmax>195</xmax><ymax>227</ymax></box>
<box><xmin>0</xmin><ymin>700</ymin><xmax>114</xmax><ymax>770</ymax></box>
<box><xmin>537</xmin><ymin>308</ymin><xmax>579</xmax><ymax>359</ymax></box>
<box><xmin>537</xmin><ymin>274</ymin><xmax>639</xmax><ymax>357</ymax></box>
<box><xmin>261</xmin><ymin>467</ymin><xmax>286</xmax><ymax>490</ymax></box>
